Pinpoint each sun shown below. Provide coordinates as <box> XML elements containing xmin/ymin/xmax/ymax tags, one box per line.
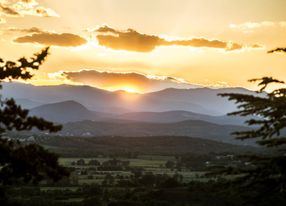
<box><xmin>107</xmin><ymin>85</ymin><xmax>141</xmax><ymax>93</ymax></box>
<box><xmin>121</xmin><ymin>86</ymin><xmax>139</xmax><ymax>93</ymax></box>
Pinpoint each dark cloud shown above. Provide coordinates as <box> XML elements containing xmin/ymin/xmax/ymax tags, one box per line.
<box><xmin>95</xmin><ymin>26</ymin><xmax>257</xmax><ymax>52</ymax></box>
<box><xmin>14</xmin><ymin>31</ymin><xmax>87</xmax><ymax>47</ymax></box>
<box><xmin>52</xmin><ymin>69</ymin><xmax>197</xmax><ymax>93</ymax></box>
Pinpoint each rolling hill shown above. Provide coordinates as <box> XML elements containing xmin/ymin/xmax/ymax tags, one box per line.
<box><xmin>29</xmin><ymin>100</ymin><xmax>112</xmax><ymax>123</ymax></box>
<box><xmin>38</xmin><ymin>136</ymin><xmax>259</xmax><ymax>157</ymax></box>
<box><xmin>58</xmin><ymin>119</ymin><xmax>252</xmax><ymax>145</ymax></box>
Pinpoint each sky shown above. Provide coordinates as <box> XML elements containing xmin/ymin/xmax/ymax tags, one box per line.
<box><xmin>0</xmin><ymin>0</ymin><xmax>286</xmax><ymax>93</ymax></box>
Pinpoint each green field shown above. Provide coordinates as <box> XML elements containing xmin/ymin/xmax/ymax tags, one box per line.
<box><xmin>58</xmin><ymin>155</ymin><xmax>207</xmax><ymax>185</ymax></box>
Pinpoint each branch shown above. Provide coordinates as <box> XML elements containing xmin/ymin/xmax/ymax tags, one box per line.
<box><xmin>0</xmin><ymin>47</ymin><xmax>50</xmax><ymax>81</ymax></box>
<box><xmin>268</xmin><ymin>48</ymin><xmax>286</xmax><ymax>54</ymax></box>
<box><xmin>249</xmin><ymin>77</ymin><xmax>285</xmax><ymax>92</ymax></box>
<box><xmin>0</xmin><ymin>98</ymin><xmax>62</xmax><ymax>133</ymax></box>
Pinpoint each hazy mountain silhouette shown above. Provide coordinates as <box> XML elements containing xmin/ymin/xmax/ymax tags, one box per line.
<box><xmin>27</xmin><ymin>99</ymin><xmax>247</xmax><ymax>125</ymax></box>
<box><xmin>2</xmin><ymin>82</ymin><xmax>130</xmax><ymax>114</ymax></box>
<box><xmin>118</xmin><ymin>110</ymin><xmax>247</xmax><ymax>125</ymax></box>
<box><xmin>30</xmin><ymin>100</ymin><xmax>111</xmax><ymax>123</ymax></box>
<box><xmin>2</xmin><ymin>82</ymin><xmax>259</xmax><ymax>115</ymax></box>
<box><xmin>14</xmin><ymin>98</ymin><xmax>43</xmax><ymax>109</ymax></box>
<box><xmin>145</xmin><ymin>87</ymin><xmax>257</xmax><ymax>115</ymax></box>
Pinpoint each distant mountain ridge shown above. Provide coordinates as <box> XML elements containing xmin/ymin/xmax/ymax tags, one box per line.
<box><xmin>117</xmin><ymin>110</ymin><xmax>247</xmax><ymax>125</ymax></box>
<box><xmin>2</xmin><ymin>82</ymin><xmax>259</xmax><ymax>115</ymax></box>
<box><xmin>14</xmin><ymin>98</ymin><xmax>43</xmax><ymax>109</ymax></box>
<box><xmin>30</xmin><ymin>100</ymin><xmax>112</xmax><ymax>123</ymax></box>
<box><xmin>2</xmin><ymin>82</ymin><xmax>260</xmax><ymax>145</ymax></box>
<box><xmin>27</xmin><ymin>99</ymin><xmax>247</xmax><ymax>126</ymax></box>
<box><xmin>12</xmin><ymin>99</ymin><xmax>256</xmax><ymax>145</ymax></box>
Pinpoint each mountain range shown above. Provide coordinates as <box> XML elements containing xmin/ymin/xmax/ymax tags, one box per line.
<box><xmin>27</xmin><ymin>100</ymin><xmax>247</xmax><ymax>125</ymax></box>
<box><xmin>2</xmin><ymin>82</ymin><xmax>260</xmax><ymax>145</ymax></box>
<box><xmin>3</xmin><ymin>82</ymin><xmax>258</xmax><ymax>115</ymax></box>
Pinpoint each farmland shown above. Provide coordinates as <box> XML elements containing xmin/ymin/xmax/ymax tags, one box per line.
<box><xmin>4</xmin><ymin>142</ymin><xmax>251</xmax><ymax>206</ymax></box>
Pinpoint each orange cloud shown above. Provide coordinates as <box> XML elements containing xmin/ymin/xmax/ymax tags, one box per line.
<box><xmin>14</xmin><ymin>30</ymin><xmax>87</xmax><ymax>47</ymax></box>
<box><xmin>0</xmin><ymin>0</ymin><xmax>58</xmax><ymax>21</ymax></box>
<box><xmin>0</xmin><ymin>3</ymin><xmax>21</xmax><ymax>17</ymax></box>
<box><xmin>95</xmin><ymin>26</ymin><xmax>259</xmax><ymax>52</ymax></box>
<box><xmin>50</xmin><ymin>69</ymin><xmax>199</xmax><ymax>93</ymax></box>
<box><xmin>5</xmin><ymin>26</ymin><xmax>43</xmax><ymax>33</ymax></box>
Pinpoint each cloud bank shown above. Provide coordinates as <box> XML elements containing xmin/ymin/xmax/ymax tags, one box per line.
<box><xmin>95</xmin><ymin>26</ymin><xmax>260</xmax><ymax>52</ymax></box>
<box><xmin>49</xmin><ymin>69</ymin><xmax>199</xmax><ymax>93</ymax></box>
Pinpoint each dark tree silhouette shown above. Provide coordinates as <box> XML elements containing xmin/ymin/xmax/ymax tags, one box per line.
<box><xmin>217</xmin><ymin>79</ymin><xmax>286</xmax><ymax>205</ymax></box>
<box><xmin>268</xmin><ymin>47</ymin><xmax>286</xmax><ymax>54</ymax></box>
<box><xmin>0</xmin><ymin>48</ymin><xmax>68</xmax><ymax>186</ymax></box>
<box><xmin>216</xmin><ymin>49</ymin><xmax>286</xmax><ymax>205</ymax></box>
<box><xmin>219</xmin><ymin>77</ymin><xmax>286</xmax><ymax>147</ymax></box>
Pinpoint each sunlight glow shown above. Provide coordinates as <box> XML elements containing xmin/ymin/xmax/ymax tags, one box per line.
<box><xmin>108</xmin><ymin>85</ymin><xmax>141</xmax><ymax>93</ymax></box>
<box><xmin>120</xmin><ymin>87</ymin><xmax>138</xmax><ymax>93</ymax></box>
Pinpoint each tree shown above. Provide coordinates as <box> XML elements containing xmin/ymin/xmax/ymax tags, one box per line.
<box><xmin>0</xmin><ymin>48</ymin><xmax>68</xmax><ymax>186</ymax></box>
<box><xmin>215</xmin><ymin>48</ymin><xmax>286</xmax><ymax>205</ymax></box>
<box><xmin>208</xmin><ymin>48</ymin><xmax>286</xmax><ymax>205</ymax></box>
<box><xmin>219</xmin><ymin>76</ymin><xmax>286</xmax><ymax>147</ymax></box>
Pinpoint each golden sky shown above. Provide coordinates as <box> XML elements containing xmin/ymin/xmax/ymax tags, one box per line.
<box><xmin>1</xmin><ymin>0</ymin><xmax>286</xmax><ymax>93</ymax></box>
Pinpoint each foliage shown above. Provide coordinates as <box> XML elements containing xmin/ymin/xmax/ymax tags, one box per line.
<box><xmin>0</xmin><ymin>139</ymin><xmax>68</xmax><ymax>185</ymax></box>
<box><xmin>219</xmin><ymin>77</ymin><xmax>286</xmax><ymax>147</ymax></box>
<box><xmin>0</xmin><ymin>48</ymin><xmax>68</xmax><ymax>186</ymax></box>
<box><xmin>268</xmin><ymin>47</ymin><xmax>286</xmax><ymax>54</ymax></box>
<box><xmin>217</xmin><ymin>79</ymin><xmax>286</xmax><ymax>203</ymax></box>
<box><xmin>0</xmin><ymin>47</ymin><xmax>49</xmax><ymax>81</ymax></box>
